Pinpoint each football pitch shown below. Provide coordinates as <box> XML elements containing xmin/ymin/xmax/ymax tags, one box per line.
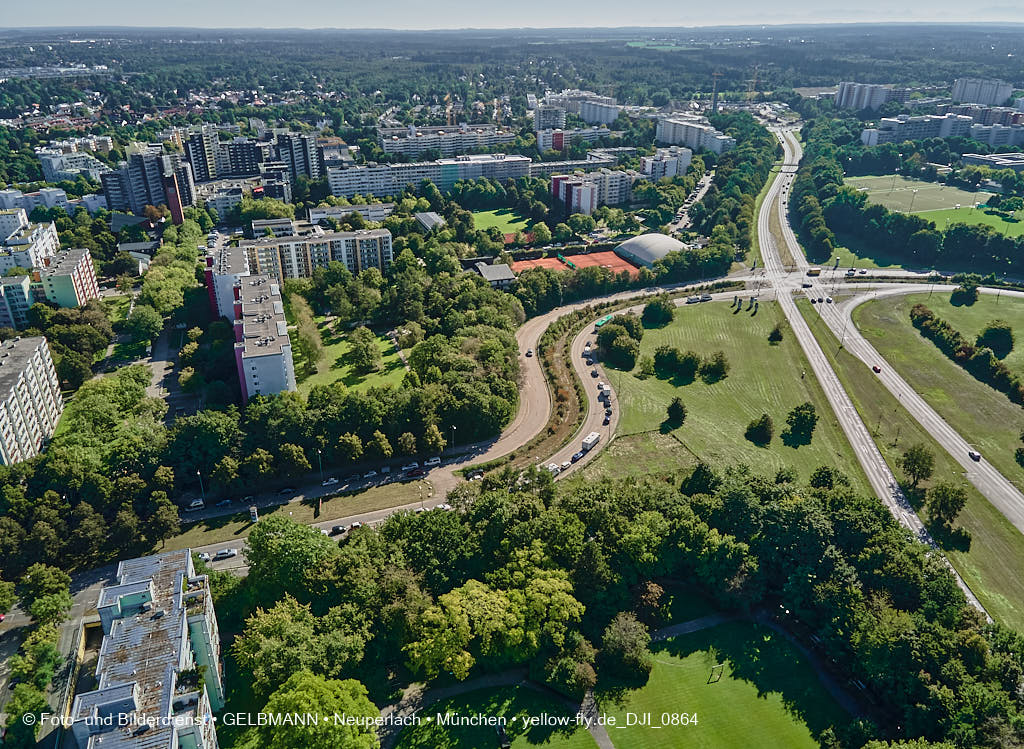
<box><xmin>845</xmin><ymin>174</ymin><xmax>992</xmax><ymax>213</ymax></box>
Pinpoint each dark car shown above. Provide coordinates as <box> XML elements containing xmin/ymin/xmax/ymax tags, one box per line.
<box><xmin>603</xmin><ymin>415</ymin><xmax>611</xmax><ymax>425</ymax></box>
<box><xmin>604</xmin><ymin>408</ymin><xmax>612</xmax><ymax>416</ymax></box>
<box><xmin>406</xmin><ymin>468</ymin><xmax>426</xmax><ymax>478</ymax></box>
<box><xmin>330</xmin><ymin>525</ymin><xmax>346</xmax><ymax>536</ymax></box>
<box><xmin>872</xmin><ymin>365</ymin><xmax>881</xmax><ymax>373</ymax></box>
<box><xmin>571</xmin><ymin>451</ymin><xmax>585</xmax><ymax>463</ymax></box>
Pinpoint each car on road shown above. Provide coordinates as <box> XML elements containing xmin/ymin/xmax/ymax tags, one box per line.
<box><xmin>185</xmin><ymin>499</ymin><xmax>205</xmax><ymax>511</ymax></box>
<box><xmin>213</xmin><ymin>548</ymin><xmax>238</xmax><ymax>560</ymax></box>
<box><xmin>435</xmin><ymin>503</ymin><xmax>452</xmax><ymax>511</ymax></box>
<box><xmin>401</xmin><ymin>462</ymin><xmax>419</xmax><ymax>472</ymax></box>
<box><xmin>560</xmin><ymin>460</ymin><xmax>571</xmax><ymax>471</ymax></box>
<box><xmin>350</xmin><ymin>521</ymin><xmax>363</xmax><ymax>530</ymax></box>
<box><xmin>858</xmin><ymin>269</ymin><xmax>868</xmax><ymax>275</ymax></box>
<box><xmin>242</xmin><ymin>495</ymin><xmax>254</xmax><ymax>503</ymax></box>
<box><xmin>825</xmin><ymin>297</ymin><xmax>833</xmax><ymax>303</ymax></box>
<box><xmin>197</xmin><ymin>552</ymin><xmax>211</xmax><ymax>563</ymax></box>
<box><xmin>330</xmin><ymin>525</ymin><xmax>346</xmax><ymax>535</ymax></box>
<box><xmin>525</xmin><ymin>349</ymin><xmax>533</xmax><ymax>357</ymax></box>
<box><xmin>363</xmin><ymin>470</ymin><xmax>378</xmax><ymax>479</ymax></box>
<box><xmin>872</xmin><ymin>365</ymin><xmax>882</xmax><ymax>373</ymax></box>
<box><xmin>969</xmin><ymin>450</ymin><xmax>982</xmax><ymax>462</ymax></box>
<box><xmin>810</xmin><ymin>298</ymin><xmax>817</xmax><ymax>304</ymax></box>
<box><xmin>381</xmin><ymin>466</ymin><xmax>391</xmax><ymax>474</ymax></box>
<box><xmin>591</xmin><ymin>369</ymin><xmax>599</xmax><ymax>378</ymax></box>
<box><xmin>846</xmin><ymin>269</ymin><xmax>856</xmax><ymax>277</ymax></box>
<box><xmin>817</xmin><ymin>297</ymin><xmax>824</xmax><ymax>303</ymax></box>
<box><xmin>801</xmin><ymin>282</ymin><xmax>813</xmax><ymax>288</ymax></box>
<box><xmin>406</xmin><ymin>468</ymin><xmax>426</xmax><ymax>477</ymax></box>
<box><xmin>603</xmin><ymin>415</ymin><xmax>611</xmax><ymax>425</ymax></box>
<box><xmin>700</xmin><ymin>293</ymin><xmax>713</xmax><ymax>302</ymax></box>
<box><xmin>278</xmin><ymin>487</ymin><xmax>296</xmax><ymax>495</ymax></box>
<box><xmin>571</xmin><ymin>451</ymin><xmax>585</xmax><ymax>462</ymax></box>
<box><xmin>424</xmin><ymin>456</ymin><xmax>442</xmax><ymax>467</ymax></box>
<box><xmin>605</xmin><ymin>408</ymin><xmax>612</xmax><ymax>416</ymax></box>
<box><xmin>215</xmin><ymin>499</ymin><xmax>232</xmax><ymax>507</ymax></box>
<box><xmin>321</xmin><ymin>477</ymin><xmax>338</xmax><ymax>486</ymax></box>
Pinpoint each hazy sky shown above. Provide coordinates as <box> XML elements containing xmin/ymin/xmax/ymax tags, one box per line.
<box><xmin>7</xmin><ymin>0</ymin><xmax>1024</xmax><ymax>29</ymax></box>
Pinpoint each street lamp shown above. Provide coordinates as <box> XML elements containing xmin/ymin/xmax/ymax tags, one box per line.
<box><xmin>316</xmin><ymin>449</ymin><xmax>324</xmax><ymax>482</ymax></box>
<box><xmin>450</xmin><ymin>424</ymin><xmax>456</xmax><ymax>451</ymax></box>
<box><xmin>196</xmin><ymin>469</ymin><xmax>205</xmax><ymax>503</ymax></box>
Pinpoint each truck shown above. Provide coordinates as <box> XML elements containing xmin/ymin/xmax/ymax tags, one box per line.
<box><xmin>582</xmin><ymin>431</ymin><xmax>601</xmax><ymax>452</ymax></box>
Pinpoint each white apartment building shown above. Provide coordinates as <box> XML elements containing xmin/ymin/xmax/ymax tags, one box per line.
<box><xmin>579</xmin><ymin>100</ymin><xmax>622</xmax><ymax>125</ymax></box>
<box><xmin>543</xmin><ymin>89</ymin><xmax>617</xmax><ymax>114</ymax></box>
<box><xmin>233</xmin><ymin>275</ymin><xmax>296</xmax><ymax>402</ymax></box>
<box><xmin>533</xmin><ymin>105</ymin><xmax>567</xmax><ymax>131</ymax></box>
<box><xmin>0</xmin><ymin>337</ymin><xmax>63</xmax><ymax>465</ymax></box>
<box><xmin>551</xmin><ymin>168</ymin><xmax>638</xmax><ymax>215</ymax></box>
<box><xmin>0</xmin><ymin>218</ymin><xmax>59</xmax><ymax>273</ymax></box>
<box><xmin>642</xmin><ymin>146</ymin><xmax>693</xmax><ymax>180</ymax></box>
<box><xmin>0</xmin><ymin>188</ymin><xmax>106</xmax><ymax>216</ymax></box>
<box><xmin>308</xmin><ymin>203</ymin><xmax>396</xmax><ymax>223</ymax></box>
<box><xmin>71</xmin><ymin>549</ymin><xmax>224</xmax><ymax>749</ymax></box>
<box><xmin>243</xmin><ymin>228</ymin><xmax>394</xmax><ymax>279</ymax></box>
<box><xmin>835</xmin><ymin>82</ymin><xmax>894</xmax><ymax>111</ymax></box>
<box><xmin>860</xmin><ymin>113</ymin><xmax>974</xmax><ymax>146</ymax></box>
<box><xmin>953</xmin><ymin>77</ymin><xmax>1014</xmax><ymax>107</ymax></box>
<box><xmin>36</xmin><ymin>149</ymin><xmax>110</xmax><ymax>182</ymax></box>
<box><xmin>378</xmin><ymin>123</ymin><xmax>516</xmax><ymax>157</ymax></box>
<box><xmin>968</xmin><ymin>123</ymin><xmax>1024</xmax><ymax>148</ymax></box>
<box><xmin>656</xmin><ymin>116</ymin><xmax>735</xmax><ymax>154</ymax></box>
<box><xmin>327</xmin><ymin>153</ymin><xmax>531</xmax><ymax>199</ymax></box>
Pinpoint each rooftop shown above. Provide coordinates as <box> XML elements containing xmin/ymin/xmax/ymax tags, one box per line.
<box><xmin>474</xmin><ymin>261</ymin><xmax>516</xmax><ymax>284</ymax></box>
<box><xmin>236</xmin><ymin>275</ymin><xmax>290</xmax><ymax>358</ymax></box>
<box><xmin>38</xmin><ymin>247</ymin><xmax>90</xmax><ymax>277</ymax></box>
<box><xmin>414</xmin><ymin>211</ymin><xmax>446</xmax><ymax>231</ymax></box>
<box><xmin>0</xmin><ymin>337</ymin><xmax>47</xmax><ymax>398</ymax></box>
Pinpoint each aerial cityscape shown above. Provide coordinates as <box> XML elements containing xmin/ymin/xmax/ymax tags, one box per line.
<box><xmin>0</xmin><ymin>17</ymin><xmax>1023</xmax><ymax>749</ymax></box>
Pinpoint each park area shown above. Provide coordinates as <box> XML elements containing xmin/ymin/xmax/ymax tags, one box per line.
<box><xmin>293</xmin><ymin>318</ymin><xmax>406</xmax><ymax>394</ymax></box>
<box><xmin>473</xmin><ymin>208</ymin><xmax>532</xmax><ymax>235</ymax></box>
<box><xmin>598</xmin><ymin>620</ymin><xmax>850</xmax><ymax>749</ymax></box>
<box><xmin>590</xmin><ymin>300</ymin><xmax>869</xmax><ymax>492</ymax></box>
<box><xmin>799</xmin><ymin>297</ymin><xmax>1024</xmax><ymax>632</ymax></box>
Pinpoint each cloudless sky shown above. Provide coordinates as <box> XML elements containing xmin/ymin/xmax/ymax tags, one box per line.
<box><xmin>6</xmin><ymin>0</ymin><xmax>1024</xmax><ymax>29</ymax></box>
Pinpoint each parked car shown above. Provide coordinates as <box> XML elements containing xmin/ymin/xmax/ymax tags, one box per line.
<box><xmin>605</xmin><ymin>408</ymin><xmax>612</xmax><ymax>416</ymax></box>
<box><xmin>817</xmin><ymin>297</ymin><xmax>824</xmax><ymax>303</ymax></box>
<box><xmin>424</xmin><ymin>456</ymin><xmax>442</xmax><ymax>467</ymax></box>
<box><xmin>969</xmin><ymin>450</ymin><xmax>982</xmax><ymax>462</ymax></box>
<box><xmin>322</xmin><ymin>477</ymin><xmax>338</xmax><ymax>487</ymax></box>
<box><xmin>278</xmin><ymin>487</ymin><xmax>296</xmax><ymax>495</ymax></box>
<box><xmin>571</xmin><ymin>451</ymin><xmax>585</xmax><ymax>462</ymax></box>
<box><xmin>363</xmin><ymin>470</ymin><xmax>378</xmax><ymax>479</ymax></box>
<box><xmin>801</xmin><ymin>282</ymin><xmax>813</xmax><ymax>288</ymax></box>
<box><xmin>197</xmin><ymin>552</ymin><xmax>211</xmax><ymax>563</ymax></box>
<box><xmin>591</xmin><ymin>369</ymin><xmax>599</xmax><ymax>377</ymax></box>
<box><xmin>700</xmin><ymin>293</ymin><xmax>713</xmax><ymax>302</ymax></box>
<box><xmin>213</xmin><ymin>548</ymin><xmax>238</xmax><ymax>560</ymax></box>
<box><xmin>330</xmin><ymin>525</ymin><xmax>346</xmax><ymax>536</ymax></box>
<box><xmin>406</xmin><ymin>468</ymin><xmax>426</xmax><ymax>477</ymax></box>
<box><xmin>185</xmin><ymin>499</ymin><xmax>205</xmax><ymax>511</ymax></box>
<box><xmin>810</xmin><ymin>298</ymin><xmax>817</xmax><ymax>304</ymax></box>
<box><xmin>242</xmin><ymin>495</ymin><xmax>255</xmax><ymax>503</ymax></box>
<box><xmin>350</xmin><ymin>521</ymin><xmax>363</xmax><ymax>530</ymax></box>
<box><xmin>603</xmin><ymin>415</ymin><xmax>611</xmax><ymax>425</ymax></box>
<box><xmin>401</xmin><ymin>462</ymin><xmax>419</xmax><ymax>472</ymax></box>
<box><xmin>560</xmin><ymin>460</ymin><xmax>571</xmax><ymax>471</ymax></box>
<box><xmin>858</xmin><ymin>269</ymin><xmax>869</xmax><ymax>275</ymax></box>
<box><xmin>525</xmin><ymin>349</ymin><xmax>533</xmax><ymax>357</ymax></box>
<box><xmin>215</xmin><ymin>499</ymin><xmax>232</xmax><ymax>507</ymax></box>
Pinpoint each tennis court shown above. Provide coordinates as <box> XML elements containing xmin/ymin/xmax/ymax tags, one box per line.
<box><xmin>845</xmin><ymin>174</ymin><xmax>993</xmax><ymax>213</ymax></box>
<box><xmin>567</xmin><ymin>250</ymin><xmax>641</xmax><ymax>277</ymax></box>
<box><xmin>511</xmin><ymin>256</ymin><xmax>565</xmax><ymax>273</ymax></box>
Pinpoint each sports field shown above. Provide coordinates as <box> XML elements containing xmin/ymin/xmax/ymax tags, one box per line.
<box><xmin>845</xmin><ymin>174</ymin><xmax>992</xmax><ymax>213</ymax></box>
<box><xmin>919</xmin><ymin>207</ymin><xmax>1024</xmax><ymax>238</ymax></box>
<box><xmin>599</xmin><ymin>621</ymin><xmax>850</xmax><ymax>749</ymax></box>
<box><xmin>394</xmin><ymin>686</ymin><xmax>597</xmax><ymax>749</ymax></box>
<box><xmin>472</xmin><ymin>208</ymin><xmax>532</xmax><ymax>234</ymax></box>
<box><xmin>595</xmin><ymin>301</ymin><xmax>869</xmax><ymax>493</ymax></box>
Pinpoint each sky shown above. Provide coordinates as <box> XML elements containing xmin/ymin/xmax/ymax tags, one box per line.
<box><xmin>6</xmin><ymin>0</ymin><xmax>1024</xmax><ymax>29</ymax></box>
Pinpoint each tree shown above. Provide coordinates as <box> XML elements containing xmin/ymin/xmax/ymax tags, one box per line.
<box><xmin>768</xmin><ymin>324</ymin><xmax>784</xmax><ymax>344</ymax></box>
<box><xmin>745</xmin><ymin>413</ymin><xmax>773</xmax><ymax>445</ymax></box>
<box><xmin>149</xmin><ymin>493</ymin><xmax>181</xmax><ymax>547</ymax></box>
<box><xmin>699</xmin><ymin>351</ymin><xmax>730</xmax><ymax>383</ymax></box>
<box><xmin>125</xmin><ymin>304</ymin><xmax>162</xmax><ymax>343</ymax></box>
<box><xmin>291</xmin><ymin>295</ymin><xmax>324</xmax><ymax>372</ymax></box>
<box><xmin>0</xmin><ymin>577</ymin><xmax>15</xmax><ymax>614</ymax></box>
<box><xmin>607</xmin><ymin>334</ymin><xmax>640</xmax><ymax>370</ymax></box>
<box><xmin>367</xmin><ymin>430</ymin><xmax>392</xmax><ymax>459</ymax></box>
<box><xmin>423</xmin><ymin>423</ymin><xmax>447</xmax><ymax>453</ymax></box>
<box><xmin>245</xmin><ymin>517</ymin><xmax>338</xmax><ymax>602</ymax></box>
<box><xmin>349</xmin><ymin>326</ymin><xmax>382</xmax><ymax>374</ymax></box>
<box><xmin>927</xmin><ymin>482</ymin><xmax>968</xmax><ymax>527</ymax></box>
<box><xmin>666</xmin><ymin>397</ymin><xmax>687</xmax><ymax>426</ymax></box>
<box><xmin>397</xmin><ymin>432</ymin><xmax>417</xmax><ymax>455</ymax></box>
<box><xmin>3</xmin><ymin>684</ymin><xmax>49</xmax><ymax>748</ymax></box>
<box><xmin>17</xmin><ymin>564</ymin><xmax>71</xmax><ymax>612</ymax></box>
<box><xmin>258</xmin><ymin>671</ymin><xmax>379</xmax><ymax>749</ymax></box>
<box><xmin>641</xmin><ymin>298</ymin><xmax>674</xmax><ymax>327</ymax></box>
<box><xmin>278</xmin><ymin>443</ymin><xmax>311</xmax><ymax>479</ymax></box>
<box><xmin>336</xmin><ymin>432</ymin><xmax>363</xmax><ymax>462</ymax></box>
<box><xmin>637</xmin><ymin>356</ymin><xmax>655</xmax><ymax>379</ymax></box>
<box><xmin>532</xmin><ymin>222</ymin><xmax>551</xmax><ymax>244</ymax></box>
<box><xmin>897</xmin><ymin>444</ymin><xmax>935</xmax><ymax>490</ymax></box>
<box><xmin>600</xmin><ymin>612</ymin><xmax>652</xmax><ymax>679</ymax></box>
<box><xmin>977</xmin><ymin>320</ymin><xmax>1014</xmax><ymax>359</ymax></box>
<box><xmin>784</xmin><ymin>402</ymin><xmax>818</xmax><ymax>441</ymax></box>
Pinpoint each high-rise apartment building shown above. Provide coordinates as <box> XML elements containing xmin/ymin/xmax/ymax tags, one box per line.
<box><xmin>185</xmin><ymin>126</ymin><xmax>219</xmax><ymax>182</ymax></box>
<box><xmin>952</xmin><ymin>78</ymin><xmax>1014</xmax><ymax>107</ymax></box>
<box><xmin>0</xmin><ymin>337</ymin><xmax>62</xmax><ymax>465</ymax></box>
<box><xmin>377</xmin><ymin>123</ymin><xmax>516</xmax><ymax>157</ymax></box>
<box><xmin>232</xmin><ymin>275</ymin><xmax>296</xmax><ymax>402</ymax></box>
<box><xmin>276</xmin><ymin>132</ymin><xmax>322</xmax><ymax>181</ymax></box>
<box><xmin>37</xmin><ymin>247</ymin><xmax>100</xmax><ymax>308</ymax></box>
<box><xmin>835</xmin><ymin>82</ymin><xmax>895</xmax><ymax>111</ymax></box>
<box><xmin>69</xmin><ymin>549</ymin><xmax>224</xmax><ymax>749</ymax></box>
<box><xmin>579</xmin><ymin>100</ymin><xmax>622</xmax><ymax>125</ymax></box>
<box><xmin>0</xmin><ymin>215</ymin><xmax>59</xmax><ymax>273</ymax></box>
<box><xmin>101</xmin><ymin>147</ymin><xmax>196</xmax><ymax>225</ymax></box>
<box><xmin>533</xmin><ymin>105</ymin><xmax>567</xmax><ymax>131</ymax></box>
<box><xmin>656</xmin><ymin>116</ymin><xmax>735</xmax><ymax>154</ymax></box>
<box><xmin>642</xmin><ymin>146</ymin><xmax>693</xmax><ymax>180</ymax></box>
<box><xmin>327</xmin><ymin>153</ymin><xmax>531</xmax><ymax>199</ymax></box>
<box><xmin>860</xmin><ymin>113</ymin><xmax>975</xmax><ymax>145</ymax></box>
<box><xmin>536</xmin><ymin>127</ymin><xmax>611</xmax><ymax>152</ymax></box>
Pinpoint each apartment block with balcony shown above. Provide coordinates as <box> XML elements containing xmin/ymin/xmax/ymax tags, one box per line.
<box><xmin>233</xmin><ymin>275</ymin><xmax>296</xmax><ymax>402</ymax></box>
<box><xmin>36</xmin><ymin>247</ymin><xmax>100</xmax><ymax>308</ymax></box>
<box><xmin>70</xmin><ymin>549</ymin><xmax>223</xmax><ymax>749</ymax></box>
<box><xmin>0</xmin><ymin>337</ymin><xmax>62</xmax><ymax>465</ymax></box>
<box><xmin>378</xmin><ymin>123</ymin><xmax>516</xmax><ymax>157</ymax></box>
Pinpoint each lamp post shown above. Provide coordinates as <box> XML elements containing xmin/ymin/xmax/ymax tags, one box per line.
<box><xmin>196</xmin><ymin>470</ymin><xmax>205</xmax><ymax>504</ymax></box>
<box><xmin>450</xmin><ymin>424</ymin><xmax>456</xmax><ymax>451</ymax></box>
<box><xmin>908</xmin><ymin>189</ymin><xmax>919</xmax><ymax>213</ymax></box>
<box><xmin>317</xmin><ymin>449</ymin><xmax>324</xmax><ymax>482</ymax></box>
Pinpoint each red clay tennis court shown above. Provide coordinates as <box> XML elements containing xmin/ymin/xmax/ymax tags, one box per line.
<box><xmin>512</xmin><ymin>256</ymin><xmax>566</xmax><ymax>273</ymax></box>
<box><xmin>566</xmin><ymin>251</ymin><xmax>640</xmax><ymax>277</ymax></box>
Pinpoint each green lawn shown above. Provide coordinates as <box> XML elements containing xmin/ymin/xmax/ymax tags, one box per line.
<box><xmin>294</xmin><ymin>319</ymin><xmax>406</xmax><ymax>394</ymax></box>
<box><xmin>845</xmin><ymin>174</ymin><xmax>992</xmax><ymax>214</ymax></box>
<box><xmin>156</xmin><ymin>480</ymin><xmax>430</xmax><ymax>553</ymax></box>
<box><xmin>599</xmin><ymin>621</ymin><xmax>850</xmax><ymax>749</ymax></box>
<box><xmin>472</xmin><ymin>209</ymin><xmax>532</xmax><ymax>234</ymax></box>
<box><xmin>828</xmin><ymin>230</ymin><xmax>907</xmax><ymax>270</ymax></box>
<box><xmin>918</xmin><ymin>206</ymin><xmax>1024</xmax><ymax>238</ymax></box>
<box><xmin>597</xmin><ymin>301</ymin><xmax>869</xmax><ymax>492</ymax></box>
<box><xmin>854</xmin><ymin>291</ymin><xmax>1024</xmax><ymax>494</ymax></box>
<box><xmin>101</xmin><ymin>294</ymin><xmax>132</xmax><ymax>323</ymax></box>
<box><xmin>799</xmin><ymin>298</ymin><xmax>1024</xmax><ymax>630</ymax></box>
<box><xmin>394</xmin><ymin>686</ymin><xmax>597</xmax><ymax>749</ymax></box>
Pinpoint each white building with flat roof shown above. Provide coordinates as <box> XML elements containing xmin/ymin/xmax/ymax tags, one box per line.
<box><xmin>656</xmin><ymin>117</ymin><xmax>735</xmax><ymax>154</ymax></box>
<box><xmin>835</xmin><ymin>82</ymin><xmax>894</xmax><ymax>111</ymax></box>
<box><xmin>579</xmin><ymin>100</ymin><xmax>622</xmax><ymax>125</ymax></box>
<box><xmin>0</xmin><ymin>337</ymin><xmax>62</xmax><ymax>465</ymax></box>
<box><xmin>327</xmin><ymin>153</ymin><xmax>531</xmax><ymax>199</ymax></box>
<box><xmin>233</xmin><ymin>275</ymin><xmax>296</xmax><ymax>402</ymax></box>
<box><xmin>378</xmin><ymin>123</ymin><xmax>516</xmax><ymax>157</ymax></box>
<box><xmin>308</xmin><ymin>203</ymin><xmax>396</xmax><ymax>223</ymax></box>
<box><xmin>953</xmin><ymin>78</ymin><xmax>1014</xmax><ymax>107</ymax></box>
<box><xmin>642</xmin><ymin>146</ymin><xmax>693</xmax><ymax>180</ymax></box>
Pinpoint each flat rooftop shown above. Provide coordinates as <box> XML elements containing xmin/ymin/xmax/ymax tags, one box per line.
<box><xmin>0</xmin><ymin>336</ymin><xmax>46</xmax><ymax>398</ymax></box>
<box><xmin>236</xmin><ymin>275</ymin><xmax>289</xmax><ymax>358</ymax></box>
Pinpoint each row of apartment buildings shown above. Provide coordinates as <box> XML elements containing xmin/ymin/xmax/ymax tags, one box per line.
<box><xmin>326</xmin><ymin>153</ymin><xmax>533</xmax><ymax>198</ymax></box>
<box><xmin>0</xmin><ymin>186</ymin><xmax>107</xmax><ymax>216</ymax></box>
<box><xmin>860</xmin><ymin>113</ymin><xmax>1024</xmax><ymax>148</ymax></box>
<box><xmin>655</xmin><ymin>115</ymin><xmax>736</xmax><ymax>154</ymax></box>
<box><xmin>377</xmin><ymin>123</ymin><xmax>517</xmax><ymax>157</ymax></box>
<box><xmin>535</xmin><ymin>126</ymin><xmax>611</xmax><ymax>152</ymax></box>
<box><xmin>641</xmin><ymin>146</ymin><xmax>693</xmax><ymax>180</ymax></box>
<box><xmin>836</xmin><ymin>77</ymin><xmax>1014</xmax><ymax>111</ymax></box>
<box><xmin>551</xmin><ymin>168</ymin><xmax>640</xmax><ymax>215</ymax></box>
<box><xmin>101</xmin><ymin>144</ymin><xmax>197</xmax><ymax>225</ymax></box>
